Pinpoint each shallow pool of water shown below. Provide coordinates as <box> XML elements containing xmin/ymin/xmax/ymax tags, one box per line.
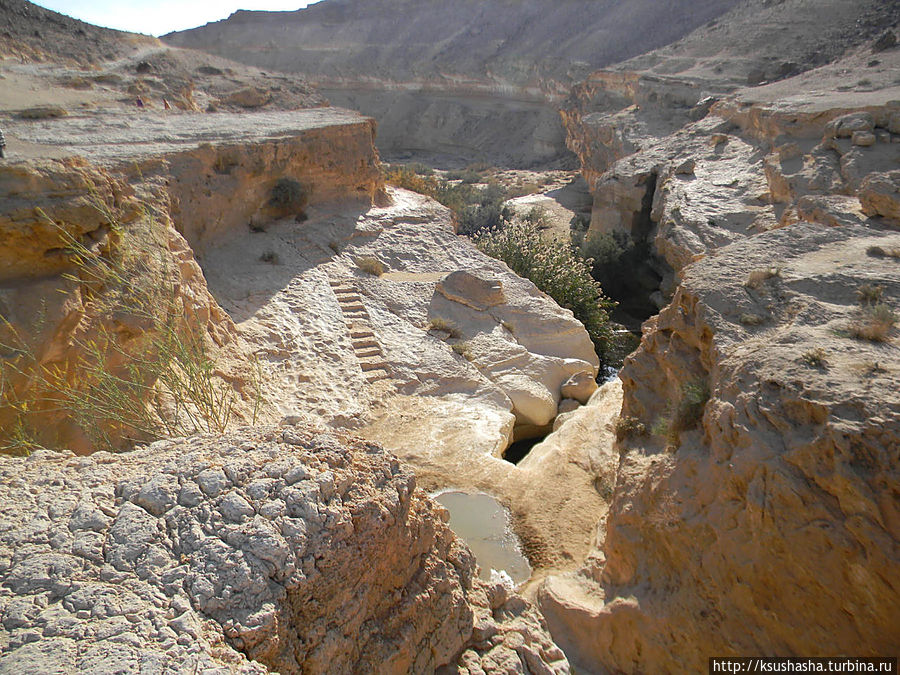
<box><xmin>433</xmin><ymin>490</ymin><xmax>532</xmax><ymax>584</ymax></box>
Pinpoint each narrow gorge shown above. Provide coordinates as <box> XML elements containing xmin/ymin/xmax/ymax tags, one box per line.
<box><xmin>1</xmin><ymin>0</ymin><xmax>899</xmax><ymax>673</ymax></box>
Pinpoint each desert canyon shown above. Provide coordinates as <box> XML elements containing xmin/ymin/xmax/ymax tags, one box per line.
<box><xmin>0</xmin><ymin>0</ymin><xmax>898</xmax><ymax>672</ymax></box>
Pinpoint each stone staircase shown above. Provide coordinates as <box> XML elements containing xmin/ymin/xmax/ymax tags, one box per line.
<box><xmin>329</xmin><ymin>279</ymin><xmax>392</xmax><ymax>384</ymax></box>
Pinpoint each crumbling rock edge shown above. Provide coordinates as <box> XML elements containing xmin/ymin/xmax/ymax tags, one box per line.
<box><xmin>0</xmin><ymin>425</ymin><xmax>569</xmax><ymax>674</ymax></box>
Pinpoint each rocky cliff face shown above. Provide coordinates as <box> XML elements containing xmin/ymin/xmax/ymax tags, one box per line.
<box><xmin>0</xmin><ymin>0</ymin><xmax>324</xmax><ymax>117</ymax></box>
<box><xmin>162</xmin><ymin>0</ymin><xmax>739</xmax><ymax>165</ymax></box>
<box><xmin>0</xmin><ymin>426</ymin><xmax>568</xmax><ymax>673</ymax></box>
<box><xmin>542</xmin><ymin>219</ymin><xmax>900</xmax><ymax>671</ymax></box>
<box><xmin>539</xmin><ymin>22</ymin><xmax>900</xmax><ymax>672</ymax></box>
<box><xmin>561</xmin><ymin>0</ymin><xmax>898</xmax><ymax>193</ymax></box>
<box><xmin>1</xmin><ymin>13</ymin><xmax>601</xmax><ymax>668</ymax></box>
<box><xmin>0</xmin><ymin>105</ymin><xmax>382</xmax><ymax>453</ymax></box>
<box><xmin>163</xmin><ymin>0</ymin><xmax>739</xmax><ymax>96</ymax></box>
<box><xmin>0</xmin><ymin>83</ymin><xmax>575</xmax><ymax>671</ymax></box>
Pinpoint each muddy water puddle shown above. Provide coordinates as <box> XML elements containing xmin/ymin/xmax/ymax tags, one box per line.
<box><xmin>433</xmin><ymin>490</ymin><xmax>531</xmax><ymax>584</ymax></box>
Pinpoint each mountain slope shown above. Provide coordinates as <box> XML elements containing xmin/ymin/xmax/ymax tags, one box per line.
<box><xmin>164</xmin><ymin>0</ymin><xmax>741</xmax><ymax>95</ymax></box>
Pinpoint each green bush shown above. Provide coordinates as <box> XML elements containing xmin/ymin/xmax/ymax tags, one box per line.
<box><xmin>383</xmin><ymin>165</ymin><xmax>512</xmax><ymax>237</ymax></box>
<box><xmin>454</xmin><ymin>183</ymin><xmax>511</xmax><ymax>236</ymax></box>
<box><xmin>671</xmin><ymin>379</ymin><xmax>710</xmax><ymax>433</ymax></box>
<box><xmin>476</xmin><ymin>220</ymin><xmax>618</xmax><ymax>367</ymax></box>
<box><xmin>652</xmin><ymin>379</ymin><xmax>710</xmax><ymax>447</ymax></box>
<box><xmin>445</xmin><ymin>168</ymin><xmax>482</xmax><ymax>184</ymax></box>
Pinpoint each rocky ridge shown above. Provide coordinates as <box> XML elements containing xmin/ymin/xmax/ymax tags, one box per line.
<box><xmin>163</xmin><ymin>0</ymin><xmax>739</xmax><ymax>97</ymax></box>
<box><xmin>0</xmin><ymin>426</ymin><xmax>568</xmax><ymax>673</ymax></box>
<box><xmin>536</xmin><ymin>23</ymin><xmax>900</xmax><ymax>673</ymax></box>
<box><xmin>1</xmin><ymin>10</ymin><xmax>600</xmax><ymax>669</ymax></box>
<box><xmin>0</xmin><ymin>0</ymin><xmax>324</xmax><ymax>120</ymax></box>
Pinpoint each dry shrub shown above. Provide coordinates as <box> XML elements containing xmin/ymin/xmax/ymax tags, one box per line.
<box><xmin>427</xmin><ymin>318</ymin><xmax>461</xmax><ymax>338</ymax></box>
<box><xmin>740</xmin><ymin>313</ymin><xmax>764</xmax><ymax>326</ymax></box>
<box><xmin>800</xmin><ymin>347</ymin><xmax>828</xmax><ymax>368</ymax></box>
<box><xmin>451</xmin><ymin>342</ymin><xmax>474</xmax><ymax>360</ymax></box>
<box><xmin>1</xmin><ymin>197</ymin><xmax>256</xmax><ymax>455</ymax></box>
<box><xmin>866</xmin><ymin>245</ymin><xmax>900</xmax><ymax>259</ymax></box>
<box><xmin>744</xmin><ymin>267</ymin><xmax>780</xmax><ymax>289</ymax></box>
<box><xmin>355</xmin><ymin>256</ymin><xmax>384</xmax><ymax>276</ymax></box>
<box><xmin>849</xmin><ymin>304</ymin><xmax>896</xmax><ymax>342</ymax></box>
<box><xmin>615</xmin><ymin>415</ymin><xmax>647</xmax><ymax>441</ymax></box>
<box><xmin>856</xmin><ymin>283</ymin><xmax>884</xmax><ymax>306</ymax></box>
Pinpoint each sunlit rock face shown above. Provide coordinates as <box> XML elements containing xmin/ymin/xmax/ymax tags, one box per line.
<box><xmin>163</xmin><ymin>0</ymin><xmax>739</xmax><ymax>165</ymax></box>
<box><xmin>0</xmin><ymin>426</ymin><xmax>570</xmax><ymax>674</ymax></box>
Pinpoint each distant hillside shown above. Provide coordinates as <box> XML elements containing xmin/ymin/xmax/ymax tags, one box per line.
<box><xmin>0</xmin><ymin>0</ymin><xmax>325</xmax><ymax>112</ymax></box>
<box><xmin>614</xmin><ymin>0</ymin><xmax>900</xmax><ymax>87</ymax></box>
<box><xmin>0</xmin><ymin>0</ymin><xmax>155</xmax><ymax>65</ymax></box>
<box><xmin>164</xmin><ymin>0</ymin><xmax>741</xmax><ymax>95</ymax></box>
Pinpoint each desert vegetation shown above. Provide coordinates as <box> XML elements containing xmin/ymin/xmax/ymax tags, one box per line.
<box><xmin>427</xmin><ymin>318</ymin><xmax>462</xmax><ymax>338</ymax></box>
<box><xmin>475</xmin><ymin>219</ymin><xmax>619</xmax><ymax>368</ymax></box>
<box><xmin>652</xmin><ymin>379</ymin><xmax>710</xmax><ymax>446</ymax></box>
<box><xmin>386</xmin><ymin>163</ymin><xmax>627</xmax><ymax>367</ymax></box>
<box><xmin>355</xmin><ymin>255</ymin><xmax>384</xmax><ymax>276</ymax></box>
<box><xmin>384</xmin><ymin>164</ymin><xmax>513</xmax><ymax>236</ymax></box>
<box><xmin>849</xmin><ymin>303</ymin><xmax>897</xmax><ymax>342</ymax></box>
<box><xmin>0</xmin><ymin>198</ymin><xmax>254</xmax><ymax>455</ymax></box>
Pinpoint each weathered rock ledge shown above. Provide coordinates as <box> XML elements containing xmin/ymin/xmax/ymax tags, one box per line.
<box><xmin>537</xmin><ymin>23</ymin><xmax>900</xmax><ymax>673</ymax></box>
<box><xmin>541</xmin><ymin>221</ymin><xmax>900</xmax><ymax>672</ymax></box>
<box><xmin>0</xmin><ymin>426</ymin><xmax>568</xmax><ymax>674</ymax></box>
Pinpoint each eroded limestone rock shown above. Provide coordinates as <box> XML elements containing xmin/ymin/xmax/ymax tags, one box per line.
<box><xmin>0</xmin><ymin>427</ymin><xmax>568</xmax><ymax>674</ymax></box>
<box><xmin>541</xmin><ymin>222</ymin><xmax>900</xmax><ymax>672</ymax></box>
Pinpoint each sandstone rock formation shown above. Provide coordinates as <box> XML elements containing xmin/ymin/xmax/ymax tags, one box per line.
<box><xmin>0</xmin><ymin>103</ymin><xmax>382</xmax><ymax>453</ymax></box>
<box><xmin>1</xmin><ymin>1</ymin><xmax>609</xmax><ymax>617</ymax></box>
<box><xmin>6</xmin><ymin>1</ymin><xmax>900</xmax><ymax>671</ymax></box>
<box><xmin>197</xmin><ymin>182</ymin><xmax>606</xmax><ymax>569</ymax></box>
<box><xmin>537</xmin><ymin>22</ymin><xmax>900</xmax><ymax>673</ymax></box>
<box><xmin>0</xmin><ymin>426</ymin><xmax>568</xmax><ymax>673</ymax></box>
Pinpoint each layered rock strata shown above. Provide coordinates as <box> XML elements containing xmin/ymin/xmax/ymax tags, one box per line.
<box><xmin>199</xmin><ymin>184</ymin><xmax>605</xmax><ymax>570</ymax></box>
<box><xmin>163</xmin><ymin>0</ymin><xmax>740</xmax><ymax>165</ymax></box>
<box><xmin>539</xmin><ymin>31</ymin><xmax>900</xmax><ymax>673</ymax></box>
<box><xmin>0</xmin><ymin>107</ymin><xmax>382</xmax><ymax>452</ymax></box>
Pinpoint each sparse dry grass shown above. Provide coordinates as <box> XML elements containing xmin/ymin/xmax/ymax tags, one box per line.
<box><xmin>740</xmin><ymin>313</ymin><xmax>764</xmax><ymax>326</ymax></box>
<box><xmin>1</xmin><ymin>197</ymin><xmax>253</xmax><ymax>455</ymax></box>
<box><xmin>744</xmin><ymin>267</ymin><xmax>781</xmax><ymax>289</ymax></box>
<box><xmin>856</xmin><ymin>283</ymin><xmax>884</xmax><ymax>306</ymax></box>
<box><xmin>451</xmin><ymin>342</ymin><xmax>474</xmax><ymax>360</ymax></box>
<box><xmin>615</xmin><ymin>415</ymin><xmax>647</xmax><ymax>441</ymax></box>
<box><xmin>355</xmin><ymin>256</ymin><xmax>384</xmax><ymax>276</ymax></box>
<box><xmin>849</xmin><ymin>304</ymin><xmax>896</xmax><ymax>342</ymax></box>
<box><xmin>866</xmin><ymin>245</ymin><xmax>900</xmax><ymax>259</ymax></box>
<box><xmin>800</xmin><ymin>347</ymin><xmax>828</xmax><ymax>368</ymax></box>
<box><xmin>428</xmin><ymin>318</ymin><xmax>461</xmax><ymax>339</ymax></box>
